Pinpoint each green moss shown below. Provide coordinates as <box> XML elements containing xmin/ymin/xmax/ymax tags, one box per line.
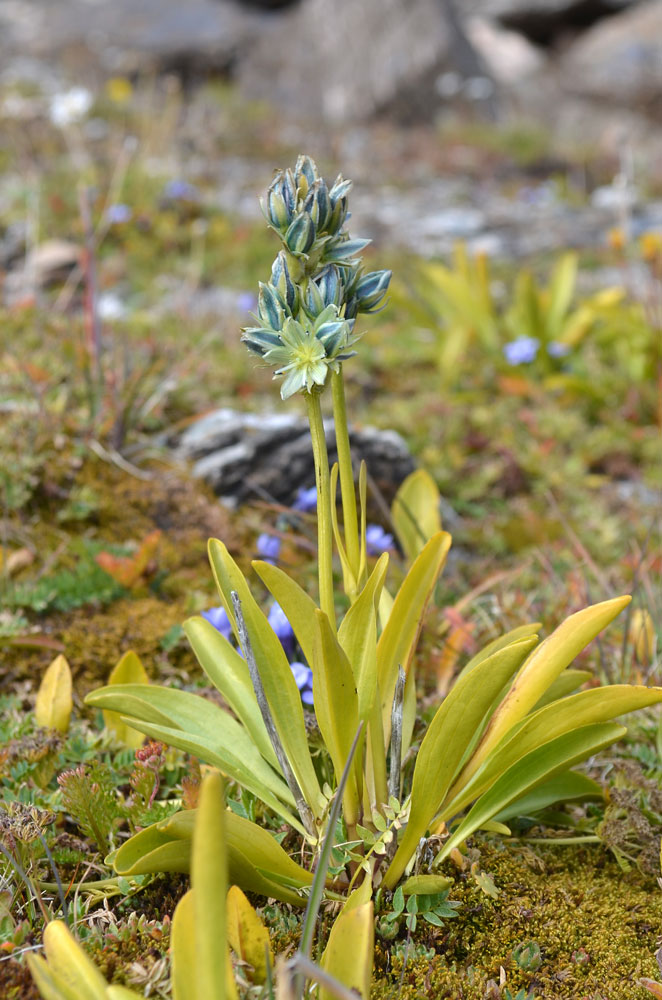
<box><xmin>371</xmin><ymin>841</ymin><xmax>662</xmax><ymax>999</ymax></box>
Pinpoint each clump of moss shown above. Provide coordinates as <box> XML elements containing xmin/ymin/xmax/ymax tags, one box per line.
<box><xmin>371</xmin><ymin>839</ymin><xmax>662</xmax><ymax>999</ymax></box>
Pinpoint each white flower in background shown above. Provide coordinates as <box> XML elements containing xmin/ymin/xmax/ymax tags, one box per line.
<box><xmin>49</xmin><ymin>88</ymin><xmax>93</xmax><ymax>128</ymax></box>
<box><xmin>97</xmin><ymin>292</ymin><xmax>126</xmax><ymax>322</ymax></box>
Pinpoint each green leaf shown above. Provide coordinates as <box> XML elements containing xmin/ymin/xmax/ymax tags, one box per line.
<box><xmin>191</xmin><ymin>773</ymin><xmax>229</xmax><ymax>1000</ymax></box>
<box><xmin>391</xmin><ymin>469</ymin><xmax>442</xmax><ymax>564</ymax></box>
<box><xmin>401</xmin><ymin>875</ymin><xmax>452</xmax><ymax>896</ymax></box>
<box><xmin>252</xmin><ymin>559</ymin><xmax>319</xmax><ymax>669</ymax></box>
<box><xmin>102</xmin><ymin>651</ymin><xmax>149</xmax><ymax>749</ymax></box>
<box><xmin>35</xmin><ymin>655</ymin><xmax>73</xmax><ymax>733</ymax></box>
<box><xmin>377</xmin><ymin>531</ymin><xmax>451</xmax><ymax>745</ymax></box>
<box><xmin>320</xmin><ymin>899</ymin><xmax>374</xmax><ymax>1000</ymax></box>
<box><xmin>208</xmin><ymin>538</ymin><xmax>322</xmax><ymax>817</ymax></box>
<box><xmin>183</xmin><ymin>616</ymin><xmax>278</xmax><ymax>769</ymax></box>
<box><xmin>33</xmin><ymin>922</ymin><xmax>108</xmax><ymax>1000</ymax></box>
<box><xmin>85</xmin><ymin>684</ymin><xmax>302</xmax><ymax>830</ymax></box>
<box><xmin>463</xmin><ymin>596</ymin><xmax>631</xmax><ymax>783</ymax></box>
<box><xmin>493</xmin><ymin>770</ymin><xmax>604</xmax><ymax>822</ymax></box>
<box><xmin>171</xmin><ymin>890</ymin><xmax>196</xmax><ymax>1000</ymax></box>
<box><xmin>383</xmin><ymin>635</ymin><xmax>537</xmax><ymax>889</ymax></box>
<box><xmin>338</xmin><ymin>553</ymin><xmax>388</xmax><ymax>720</ymax></box>
<box><xmin>436</xmin><ymin>722</ymin><xmax>626</xmax><ymax>863</ymax></box>
<box><xmin>226</xmin><ymin>886</ymin><xmax>273</xmax><ymax>984</ymax></box>
<box><xmin>531</xmin><ymin>669</ymin><xmax>592</xmax><ymax>711</ymax></box>
<box><xmin>546</xmin><ymin>252</ymin><xmax>577</xmax><ymax>339</ymax></box>
<box><xmin>312</xmin><ymin>610</ymin><xmax>361</xmax><ymax>825</ymax></box>
<box><xmin>447</xmin><ymin>683</ymin><xmax>662</xmax><ymax>817</ymax></box>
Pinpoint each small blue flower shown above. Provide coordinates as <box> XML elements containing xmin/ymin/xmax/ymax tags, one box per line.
<box><xmin>292</xmin><ymin>486</ymin><xmax>317</xmax><ymax>513</ymax></box>
<box><xmin>256</xmin><ymin>533</ymin><xmax>281</xmax><ymax>564</ymax></box>
<box><xmin>503</xmin><ymin>336</ymin><xmax>540</xmax><ymax>365</ymax></box>
<box><xmin>366</xmin><ymin>524</ymin><xmax>394</xmax><ymax>556</ymax></box>
<box><xmin>163</xmin><ymin>179</ymin><xmax>199</xmax><ymax>202</ymax></box>
<box><xmin>106</xmin><ymin>203</ymin><xmax>132</xmax><ymax>225</ymax></box>
<box><xmin>201</xmin><ymin>605</ymin><xmax>233</xmax><ymax>641</ymax></box>
<box><xmin>548</xmin><ymin>340</ymin><xmax>570</xmax><ymax>358</ymax></box>
<box><xmin>267</xmin><ymin>602</ymin><xmax>295</xmax><ymax>659</ymax></box>
<box><xmin>290</xmin><ymin>661</ymin><xmax>314</xmax><ymax>706</ymax></box>
<box><xmin>237</xmin><ymin>291</ymin><xmax>257</xmax><ymax>313</ymax></box>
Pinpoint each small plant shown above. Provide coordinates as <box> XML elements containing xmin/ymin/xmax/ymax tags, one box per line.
<box><xmin>86</xmin><ymin>157</ymin><xmax>661</xmax><ymax>928</ymax></box>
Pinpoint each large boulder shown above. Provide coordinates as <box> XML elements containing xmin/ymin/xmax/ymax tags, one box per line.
<box><xmin>558</xmin><ymin>0</ymin><xmax>662</xmax><ymax>108</ymax></box>
<box><xmin>236</xmin><ymin>0</ymin><xmax>453</xmax><ymax>122</ymax></box>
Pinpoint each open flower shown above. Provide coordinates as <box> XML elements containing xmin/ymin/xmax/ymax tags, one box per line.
<box><xmin>290</xmin><ymin>661</ymin><xmax>314</xmax><ymax>705</ymax></box>
<box><xmin>256</xmin><ymin>533</ymin><xmax>281</xmax><ymax>564</ymax></box>
<box><xmin>267</xmin><ymin>602</ymin><xmax>295</xmax><ymax>659</ymax></box>
<box><xmin>366</xmin><ymin>524</ymin><xmax>395</xmax><ymax>555</ymax></box>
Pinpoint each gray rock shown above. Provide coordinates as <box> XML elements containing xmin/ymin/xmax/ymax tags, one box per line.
<box><xmin>169</xmin><ymin>408</ymin><xmax>415</xmax><ymax>507</ymax></box>
<box><xmin>559</xmin><ymin>0</ymin><xmax>662</xmax><ymax>106</ymax></box>
<box><xmin>470</xmin><ymin>0</ymin><xmax>639</xmax><ymax>45</ymax></box>
<box><xmin>237</xmin><ymin>0</ymin><xmax>453</xmax><ymax>122</ymax></box>
<box><xmin>1</xmin><ymin>0</ymin><xmax>262</xmax><ymax>77</ymax></box>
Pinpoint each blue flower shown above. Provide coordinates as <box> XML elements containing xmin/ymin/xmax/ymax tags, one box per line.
<box><xmin>292</xmin><ymin>486</ymin><xmax>317</xmax><ymax>513</ymax></box>
<box><xmin>503</xmin><ymin>337</ymin><xmax>539</xmax><ymax>365</ymax></box>
<box><xmin>106</xmin><ymin>203</ymin><xmax>132</xmax><ymax>225</ymax></box>
<box><xmin>366</xmin><ymin>524</ymin><xmax>394</xmax><ymax>556</ymax></box>
<box><xmin>201</xmin><ymin>605</ymin><xmax>233</xmax><ymax>642</ymax></box>
<box><xmin>267</xmin><ymin>602</ymin><xmax>295</xmax><ymax>659</ymax></box>
<box><xmin>163</xmin><ymin>179</ymin><xmax>199</xmax><ymax>202</ymax></box>
<box><xmin>290</xmin><ymin>661</ymin><xmax>314</xmax><ymax>706</ymax></box>
<box><xmin>237</xmin><ymin>291</ymin><xmax>257</xmax><ymax>313</ymax></box>
<box><xmin>256</xmin><ymin>533</ymin><xmax>281</xmax><ymax>564</ymax></box>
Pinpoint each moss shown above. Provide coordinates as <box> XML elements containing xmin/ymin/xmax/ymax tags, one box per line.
<box><xmin>370</xmin><ymin>841</ymin><xmax>662</xmax><ymax>999</ymax></box>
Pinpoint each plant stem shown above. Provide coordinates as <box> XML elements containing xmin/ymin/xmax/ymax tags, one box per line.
<box><xmin>331</xmin><ymin>370</ymin><xmax>360</xmax><ymax>579</ymax></box>
<box><xmin>305</xmin><ymin>390</ymin><xmax>336</xmax><ymax>631</ymax></box>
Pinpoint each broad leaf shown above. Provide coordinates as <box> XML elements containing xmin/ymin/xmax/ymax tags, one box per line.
<box><xmin>226</xmin><ymin>886</ymin><xmax>273</xmax><ymax>983</ymax></box>
<box><xmin>102</xmin><ymin>651</ymin><xmax>149</xmax><ymax>749</ymax></box>
<box><xmin>392</xmin><ymin>469</ymin><xmax>442</xmax><ymax>563</ymax></box>
<box><xmin>320</xmin><ymin>899</ymin><xmax>374</xmax><ymax>1000</ymax></box>
<box><xmin>208</xmin><ymin>539</ymin><xmax>322</xmax><ymax>816</ymax></box>
<box><xmin>436</xmin><ymin>722</ymin><xmax>626</xmax><ymax>863</ymax></box>
<box><xmin>383</xmin><ymin>635</ymin><xmax>537</xmax><ymax>888</ymax></box>
<box><xmin>493</xmin><ymin>770</ymin><xmax>603</xmax><ymax>822</ymax></box>
<box><xmin>378</xmin><ymin>531</ymin><xmax>451</xmax><ymax>744</ymax></box>
<box><xmin>35</xmin><ymin>655</ymin><xmax>72</xmax><ymax>733</ymax></box>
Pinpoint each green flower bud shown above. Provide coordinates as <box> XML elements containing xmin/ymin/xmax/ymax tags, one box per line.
<box><xmin>295</xmin><ymin>155</ymin><xmax>320</xmax><ymax>191</ymax></box>
<box><xmin>324</xmin><ymin>236</ymin><xmax>371</xmax><ymax>265</ymax></box>
<box><xmin>258</xmin><ymin>281</ymin><xmax>285</xmax><ymax>331</ymax></box>
<box><xmin>263</xmin><ymin>170</ymin><xmax>296</xmax><ymax>231</ymax></box>
<box><xmin>241</xmin><ymin>326</ymin><xmax>282</xmax><ymax>357</ymax></box>
<box><xmin>285</xmin><ymin>213</ymin><xmax>317</xmax><ymax>256</ymax></box>
<box><xmin>271</xmin><ymin>251</ymin><xmax>299</xmax><ymax>314</ymax></box>
<box><xmin>304</xmin><ymin>265</ymin><xmax>344</xmax><ymax>317</ymax></box>
<box><xmin>303</xmin><ymin>179</ymin><xmax>331</xmax><ymax>232</ymax></box>
<box><xmin>353</xmin><ymin>268</ymin><xmax>392</xmax><ymax>313</ymax></box>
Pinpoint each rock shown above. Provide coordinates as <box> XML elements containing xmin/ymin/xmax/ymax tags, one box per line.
<box><xmin>24</xmin><ymin>240</ymin><xmax>81</xmax><ymax>286</ymax></box>
<box><xmin>472</xmin><ymin>0</ymin><xmax>639</xmax><ymax>46</ymax></box>
<box><xmin>466</xmin><ymin>17</ymin><xmax>546</xmax><ymax>83</ymax></box>
<box><xmin>168</xmin><ymin>408</ymin><xmax>415</xmax><ymax>507</ymax></box>
<box><xmin>559</xmin><ymin>0</ymin><xmax>662</xmax><ymax>107</ymax></box>
<box><xmin>1</xmin><ymin>0</ymin><xmax>263</xmax><ymax>78</ymax></box>
<box><xmin>237</xmin><ymin>0</ymin><xmax>453</xmax><ymax>122</ymax></box>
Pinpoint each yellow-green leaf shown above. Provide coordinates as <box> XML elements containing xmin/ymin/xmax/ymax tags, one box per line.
<box><xmin>252</xmin><ymin>560</ymin><xmax>319</xmax><ymax>669</ymax></box>
<box><xmin>377</xmin><ymin>532</ymin><xmax>451</xmax><ymax>744</ymax></box>
<box><xmin>35</xmin><ymin>655</ymin><xmax>72</xmax><ymax>733</ymax></box>
<box><xmin>338</xmin><ymin>553</ymin><xmax>388</xmax><ymax>720</ymax></box>
<box><xmin>493</xmin><ymin>770</ymin><xmax>603</xmax><ymax>823</ymax></box>
<box><xmin>208</xmin><ymin>539</ymin><xmax>322</xmax><ymax>817</ymax></box>
<box><xmin>401</xmin><ymin>874</ymin><xmax>452</xmax><ymax>896</ymax></box>
<box><xmin>436</xmin><ymin>723</ymin><xmax>625</xmax><ymax>863</ymax></box>
<box><xmin>391</xmin><ymin>469</ymin><xmax>442</xmax><ymax>563</ymax></box>
<box><xmin>183</xmin><ymin>616</ymin><xmax>277</xmax><ymax>769</ymax></box>
<box><xmin>465</xmin><ymin>596</ymin><xmax>631</xmax><ymax>780</ymax></box>
<box><xmin>447</xmin><ymin>683</ymin><xmax>662</xmax><ymax>817</ymax></box>
<box><xmin>312</xmin><ymin>610</ymin><xmax>361</xmax><ymax>825</ymax></box>
<box><xmin>383</xmin><ymin>635</ymin><xmax>537</xmax><ymax>888</ymax></box>
<box><xmin>320</xmin><ymin>900</ymin><xmax>373</xmax><ymax>1000</ymax></box>
<box><xmin>40</xmin><ymin>922</ymin><xmax>108</xmax><ymax>1000</ymax></box>
<box><xmin>226</xmin><ymin>885</ymin><xmax>273</xmax><ymax>984</ymax></box>
<box><xmin>102</xmin><ymin>651</ymin><xmax>148</xmax><ymax>748</ymax></box>
<box><xmin>192</xmin><ymin>773</ymin><xmax>228</xmax><ymax>1000</ymax></box>
<box><xmin>171</xmin><ymin>890</ymin><xmax>196</xmax><ymax>1000</ymax></box>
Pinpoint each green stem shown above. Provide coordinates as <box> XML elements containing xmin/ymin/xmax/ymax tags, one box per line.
<box><xmin>331</xmin><ymin>370</ymin><xmax>360</xmax><ymax>578</ymax></box>
<box><xmin>305</xmin><ymin>390</ymin><xmax>336</xmax><ymax>631</ymax></box>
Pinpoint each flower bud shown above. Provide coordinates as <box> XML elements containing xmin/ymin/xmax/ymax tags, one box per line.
<box><xmin>285</xmin><ymin>213</ymin><xmax>316</xmax><ymax>256</ymax></box>
<box><xmin>271</xmin><ymin>251</ymin><xmax>299</xmax><ymax>315</ymax></box>
<box><xmin>257</xmin><ymin>281</ymin><xmax>285</xmax><ymax>331</ymax></box>
<box><xmin>305</xmin><ymin>265</ymin><xmax>344</xmax><ymax>317</ymax></box>
<box><xmin>263</xmin><ymin>170</ymin><xmax>296</xmax><ymax>230</ymax></box>
<box><xmin>294</xmin><ymin>155</ymin><xmax>319</xmax><ymax>191</ymax></box>
<box><xmin>354</xmin><ymin>269</ymin><xmax>392</xmax><ymax>313</ymax></box>
<box><xmin>303</xmin><ymin>179</ymin><xmax>331</xmax><ymax>232</ymax></box>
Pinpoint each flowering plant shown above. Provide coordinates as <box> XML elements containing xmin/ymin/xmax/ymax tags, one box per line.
<box><xmin>87</xmin><ymin>159</ymin><xmax>661</xmax><ymax>935</ymax></box>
